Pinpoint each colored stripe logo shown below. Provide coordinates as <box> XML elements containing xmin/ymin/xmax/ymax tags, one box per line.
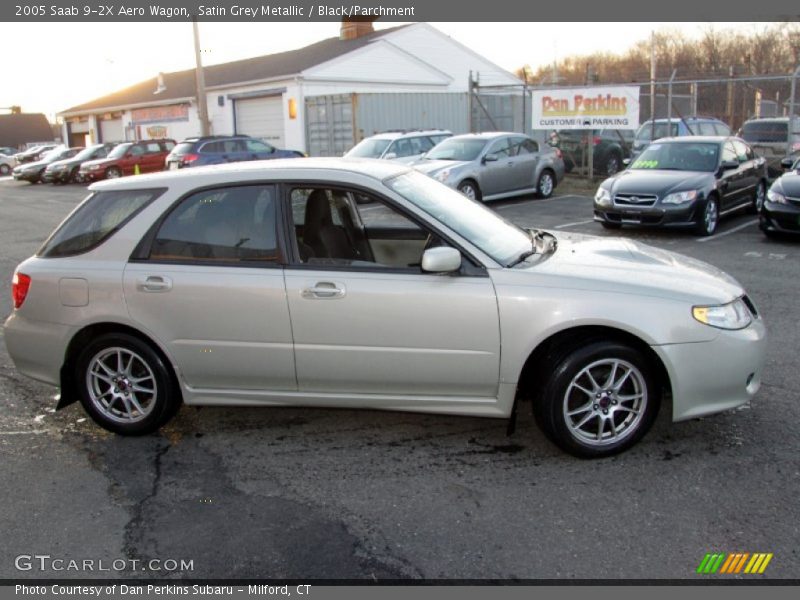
<box><xmin>696</xmin><ymin>552</ymin><xmax>773</xmax><ymax>574</ymax></box>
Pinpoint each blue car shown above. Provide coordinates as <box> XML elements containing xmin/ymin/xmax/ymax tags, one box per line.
<box><xmin>165</xmin><ymin>135</ymin><xmax>304</xmax><ymax>169</ymax></box>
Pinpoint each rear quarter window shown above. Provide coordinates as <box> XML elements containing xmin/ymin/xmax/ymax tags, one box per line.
<box><xmin>38</xmin><ymin>189</ymin><xmax>163</xmax><ymax>258</ymax></box>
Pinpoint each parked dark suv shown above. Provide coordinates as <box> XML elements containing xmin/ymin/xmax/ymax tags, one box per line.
<box><xmin>79</xmin><ymin>139</ymin><xmax>176</xmax><ymax>181</ymax></box>
<box><xmin>740</xmin><ymin>116</ymin><xmax>800</xmax><ymax>179</ymax></box>
<box><xmin>552</xmin><ymin>129</ymin><xmax>634</xmax><ymax>176</ymax></box>
<box><xmin>165</xmin><ymin>135</ymin><xmax>303</xmax><ymax>170</ymax></box>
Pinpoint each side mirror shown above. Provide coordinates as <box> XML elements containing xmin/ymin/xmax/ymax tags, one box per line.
<box><xmin>384</xmin><ymin>152</ymin><xmax>397</xmax><ymax>160</ymax></box>
<box><xmin>421</xmin><ymin>247</ymin><xmax>461</xmax><ymax>273</ymax></box>
<box><xmin>720</xmin><ymin>160</ymin><xmax>739</xmax><ymax>171</ymax></box>
<box><xmin>482</xmin><ymin>153</ymin><xmax>499</xmax><ymax>163</ymax></box>
<box><xmin>780</xmin><ymin>157</ymin><xmax>794</xmax><ymax>171</ymax></box>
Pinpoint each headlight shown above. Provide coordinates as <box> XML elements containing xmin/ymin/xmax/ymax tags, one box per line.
<box><xmin>595</xmin><ymin>187</ymin><xmax>612</xmax><ymax>206</ymax></box>
<box><xmin>662</xmin><ymin>190</ymin><xmax>698</xmax><ymax>205</ymax></box>
<box><xmin>434</xmin><ymin>169</ymin><xmax>451</xmax><ymax>182</ymax></box>
<box><xmin>692</xmin><ymin>298</ymin><xmax>752</xmax><ymax>330</ymax></box>
<box><xmin>767</xmin><ymin>188</ymin><xmax>786</xmax><ymax>204</ymax></box>
<box><xmin>88</xmin><ymin>164</ymin><xmax>100</xmax><ymax>171</ymax></box>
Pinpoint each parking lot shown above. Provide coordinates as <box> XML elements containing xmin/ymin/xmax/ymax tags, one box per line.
<box><xmin>0</xmin><ymin>176</ymin><xmax>798</xmax><ymax>580</ymax></box>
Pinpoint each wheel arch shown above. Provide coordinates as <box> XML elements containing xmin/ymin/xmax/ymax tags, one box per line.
<box><xmin>516</xmin><ymin>324</ymin><xmax>671</xmax><ymax>408</ymax></box>
<box><xmin>58</xmin><ymin>321</ymin><xmax>181</xmax><ymax>410</ymax></box>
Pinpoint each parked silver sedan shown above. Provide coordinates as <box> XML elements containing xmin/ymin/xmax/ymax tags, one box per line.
<box><xmin>413</xmin><ymin>132</ymin><xmax>565</xmax><ymax>200</ymax></box>
<box><xmin>4</xmin><ymin>158</ymin><xmax>765</xmax><ymax>457</ymax></box>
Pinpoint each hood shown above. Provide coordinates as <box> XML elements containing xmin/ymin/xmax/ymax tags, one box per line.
<box><xmin>515</xmin><ymin>232</ymin><xmax>742</xmax><ymax>305</ymax></box>
<box><xmin>413</xmin><ymin>159</ymin><xmax>470</xmax><ymax>175</ymax></box>
<box><xmin>773</xmin><ymin>170</ymin><xmax>800</xmax><ymax>196</ymax></box>
<box><xmin>47</xmin><ymin>158</ymin><xmax>79</xmax><ymax>170</ymax></box>
<box><xmin>604</xmin><ymin>169</ymin><xmax>713</xmax><ymax>196</ymax></box>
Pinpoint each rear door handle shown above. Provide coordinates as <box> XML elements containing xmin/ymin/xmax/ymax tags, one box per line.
<box><xmin>137</xmin><ymin>275</ymin><xmax>172</xmax><ymax>292</ymax></box>
<box><xmin>301</xmin><ymin>282</ymin><xmax>345</xmax><ymax>299</ymax></box>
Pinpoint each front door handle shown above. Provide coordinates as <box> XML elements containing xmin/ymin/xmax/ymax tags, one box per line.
<box><xmin>301</xmin><ymin>282</ymin><xmax>345</xmax><ymax>299</ymax></box>
<box><xmin>137</xmin><ymin>275</ymin><xmax>172</xmax><ymax>292</ymax></box>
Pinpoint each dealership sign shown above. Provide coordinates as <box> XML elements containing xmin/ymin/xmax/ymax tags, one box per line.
<box><xmin>532</xmin><ymin>86</ymin><xmax>640</xmax><ymax>130</ymax></box>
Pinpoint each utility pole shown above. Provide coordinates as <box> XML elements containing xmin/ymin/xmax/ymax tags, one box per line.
<box><xmin>726</xmin><ymin>65</ymin><xmax>735</xmax><ymax>129</ymax></box>
<box><xmin>788</xmin><ymin>64</ymin><xmax>800</xmax><ymax>159</ymax></box>
<box><xmin>650</xmin><ymin>31</ymin><xmax>656</xmax><ymax>141</ymax></box>
<box><xmin>193</xmin><ymin>17</ymin><xmax>210</xmax><ymax>136</ymax></box>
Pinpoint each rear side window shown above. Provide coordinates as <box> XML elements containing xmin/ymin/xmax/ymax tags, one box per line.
<box><xmin>742</xmin><ymin>121</ymin><xmax>787</xmax><ymax>142</ymax></box>
<box><xmin>38</xmin><ymin>189</ymin><xmax>162</xmax><ymax>258</ymax></box>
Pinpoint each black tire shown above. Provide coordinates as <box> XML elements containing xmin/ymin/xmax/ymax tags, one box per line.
<box><xmin>75</xmin><ymin>333</ymin><xmax>181</xmax><ymax>436</ymax></box>
<box><xmin>748</xmin><ymin>180</ymin><xmax>766</xmax><ymax>214</ymax></box>
<box><xmin>69</xmin><ymin>168</ymin><xmax>81</xmax><ymax>184</ymax></box>
<box><xmin>600</xmin><ymin>221</ymin><xmax>622</xmax><ymax>230</ymax></box>
<box><xmin>695</xmin><ymin>195</ymin><xmax>719</xmax><ymax>237</ymax></box>
<box><xmin>457</xmin><ymin>180</ymin><xmax>482</xmax><ymax>202</ymax></box>
<box><xmin>536</xmin><ymin>169</ymin><xmax>556</xmax><ymax>198</ymax></box>
<box><xmin>533</xmin><ymin>341</ymin><xmax>660</xmax><ymax>458</ymax></box>
<box><xmin>105</xmin><ymin>166</ymin><xmax>122</xmax><ymax>179</ymax></box>
<box><xmin>603</xmin><ymin>153</ymin><xmax>622</xmax><ymax>176</ymax></box>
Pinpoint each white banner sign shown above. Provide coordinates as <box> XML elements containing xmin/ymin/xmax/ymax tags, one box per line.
<box><xmin>532</xmin><ymin>86</ymin><xmax>640</xmax><ymax>130</ymax></box>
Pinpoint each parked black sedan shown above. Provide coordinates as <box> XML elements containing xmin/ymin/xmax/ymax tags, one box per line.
<box><xmin>41</xmin><ymin>142</ymin><xmax>118</xmax><ymax>184</ymax></box>
<box><xmin>12</xmin><ymin>146</ymin><xmax>83</xmax><ymax>183</ymax></box>
<box><xmin>593</xmin><ymin>136</ymin><xmax>768</xmax><ymax>236</ymax></box>
<box><xmin>760</xmin><ymin>157</ymin><xmax>800</xmax><ymax>238</ymax></box>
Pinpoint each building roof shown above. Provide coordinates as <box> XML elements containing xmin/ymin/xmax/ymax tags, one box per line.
<box><xmin>0</xmin><ymin>113</ymin><xmax>55</xmax><ymax>148</ymax></box>
<box><xmin>61</xmin><ymin>25</ymin><xmax>409</xmax><ymax>116</ymax></box>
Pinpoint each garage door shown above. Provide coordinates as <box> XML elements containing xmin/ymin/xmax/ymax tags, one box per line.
<box><xmin>235</xmin><ymin>96</ymin><xmax>285</xmax><ymax>147</ymax></box>
<box><xmin>100</xmin><ymin>119</ymin><xmax>124</xmax><ymax>144</ymax></box>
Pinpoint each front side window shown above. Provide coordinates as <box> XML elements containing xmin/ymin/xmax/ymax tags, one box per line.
<box><xmin>128</xmin><ymin>145</ymin><xmax>145</xmax><ymax>157</ymax></box>
<box><xmin>486</xmin><ymin>138</ymin><xmax>512</xmax><ymax>159</ymax></box>
<box><xmin>424</xmin><ymin>138</ymin><xmax>487</xmax><ymax>162</ymax></box>
<box><xmin>246</xmin><ymin>139</ymin><xmax>272</xmax><ymax>153</ymax></box>
<box><xmin>345</xmin><ymin>138</ymin><xmax>392</xmax><ymax>158</ymax></box>
<box><xmin>39</xmin><ymin>189</ymin><xmax>162</xmax><ymax>258</ymax></box>
<box><xmin>149</xmin><ymin>185</ymin><xmax>278</xmax><ymax>264</ymax></box>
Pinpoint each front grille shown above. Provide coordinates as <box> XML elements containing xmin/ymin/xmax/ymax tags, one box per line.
<box><xmin>614</xmin><ymin>193</ymin><xmax>657</xmax><ymax>207</ymax></box>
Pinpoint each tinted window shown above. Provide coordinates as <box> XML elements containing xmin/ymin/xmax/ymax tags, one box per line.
<box><xmin>150</xmin><ymin>185</ymin><xmax>278</xmax><ymax>263</ymax></box>
<box><xmin>246</xmin><ymin>139</ymin><xmax>272</xmax><ymax>153</ymax></box>
<box><xmin>201</xmin><ymin>141</ymin><xmax>224</xmax><ymax>153</ymax></box>
<box><xmin>144</xmin><ymin>142</ymin><xmax>161</xmax><ymax>153</ymax></box>
<box><xmin>129</xmin><ymin>145</ymin><xmax>145</xmax><ymax>157</ymax></box>
<box><xmin>39</xmin><ymin>189</ymin><xmax>161</xmax><ymax>258</ymax></box>
<box><xmin>741</xmin><ymin>121</ymin><xmax>788</xmax><ymax>142</ymax></box>
<box><xmin>107</xmin><ymin>144</ymin><xmax>131</xmax><ymax>159</ymax></box>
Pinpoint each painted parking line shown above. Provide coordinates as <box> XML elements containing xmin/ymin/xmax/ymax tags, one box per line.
<box><xmin>554</xmin><ymin>219</ymin><xmax>595</xmax><ymax>229</ymax></box>
<box><xmin>696</xmin><ymin>219</ymin><xmax>759</xmax><ymax>243</ymax></box>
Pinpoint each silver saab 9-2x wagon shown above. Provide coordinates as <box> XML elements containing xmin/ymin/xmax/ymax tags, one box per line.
<box><xmin>4</xmin><ymin>158</ymin><xmax>766</xmax><ymax>458</ymax></box>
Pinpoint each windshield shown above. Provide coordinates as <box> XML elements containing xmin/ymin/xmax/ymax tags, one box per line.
<box><xmin>741</xmin><ymin>121</ymin><xmax>788</xmax><ymax>143</ymax></box>
<box><xmin>385</xmin><ymin>170</ymin><xmax>531</xmax><ymax>265</ymax></box>
<box><xmin>345</xmin><ymin>138</ymin><xmax>392</xmax><ymax>158</ymax></box>
<box><xmin>635</xmin><ymin>122</ymin><xmax>679</xmax><ymax>142</ymax></box>
<box><xmin>107</xmin><ymin>144</ymin><xmax>131</xmax><ymax>159</ymax></box>
<box><xmin>40</xmin><ymin>148</ymin><xmax>65</xmax><ymax>162</ymax></box>
<box><xmin>424</xmin><ymin>138</ymin><xmax>487</xmax><ymax>162</ymax></box>
<box><xmin>630</xmin><ymin>142</ymin><xmax>720</xmax><ymax>172</ymax></box>
<box><xmin>74</xmin><ymin>146</ymin><xmax>105</xmax><ymax>161</ymax></box>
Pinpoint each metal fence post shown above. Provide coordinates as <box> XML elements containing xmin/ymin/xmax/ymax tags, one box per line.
<box><xmin>787</xmin><ymin>64</ymin><xmax>800</xmax><ymax>159</ymax></box>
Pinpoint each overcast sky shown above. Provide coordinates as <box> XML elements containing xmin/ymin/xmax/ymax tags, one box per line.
<box><xmin>0</xmin><ymin>21</ymin><xmax>770</xmax><ymax>120</ymax></box>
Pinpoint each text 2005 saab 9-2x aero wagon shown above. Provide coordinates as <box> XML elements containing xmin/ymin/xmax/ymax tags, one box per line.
<box><xmin>4</xmin><ymin>158</ymin><xmax>766</xmax><ymax>458</ymax></box>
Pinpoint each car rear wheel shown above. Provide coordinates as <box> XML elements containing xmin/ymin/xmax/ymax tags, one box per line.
<box><xmin>105</xmin><ymin>167</ymin><xmax>122</xmax><ymax>179</ymax></box>
<box><xmin>695</xmin><ymin>196</ymin><xmax>719</xmax><ymax>236</ymax></box>
<box><xmin>0</xmin><ymin>164</ymin><xmax>10</xmax><ymax>176</ymax></box>
<box><xmin>457</xmin><ymin>180</ymin><xmax>482</xmax><ymax>202</ymax></box>
<box><xmin>749</xmin><ymin>181</ymin><xmax>766</xmax><ymax>214</ymax></box>
<box><xmin>537</xmin><ymin>170</ymin><xmax>555</xmax><ymax>198</ymax></box>
<box><xmin>533</xmin><ymin>341</ymin><xmax>660</xmax><ymax>458</ymax></box>
<box><xmin>75</xmin><ymin>333</ymin><xmax>180</xmax><ymax>435</ymax></box>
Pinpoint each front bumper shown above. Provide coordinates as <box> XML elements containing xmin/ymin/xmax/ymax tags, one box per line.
<box><xmin>79</xmin><ymin>169</ymin><xmax>102</xmax><ymax>181</ymax></box>
<box><xmin>594</xmin><ymin>200</ymin><xmax>702</xmax><ymax>228</ymax></box>
<box><xmin>13</xmin><ymin>170</ymin><xmax>42</xmax><ymax>182</ymax></box>
<box><xmin>760</xmin><ymin>200</ymin><xmax>800</xmax><ymax>234</ymax></box>
<box><xmin>653</xmin><ymin>317</ymin><xmax>767</xmax><ymax>421</ymax></box>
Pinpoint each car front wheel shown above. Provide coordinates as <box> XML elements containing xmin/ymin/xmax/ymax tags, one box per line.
<box><xmin>695</xmin><ymin>196</ymin><xmax>719</xmax><ymax>236</ymax></box>
<box><xmin>105</xmin><ymin>167</ymin><xmax>122</xmax><ymax>179</ymax></box>
<box><xmin>533</xmin><ymin>341</ymin><xmax>660</xmax><ymax>458</ymax></box>
<box><xmin>457</xmin><ymin>180</ymin><xmax>482</xmax><ymax>201</ymax></box>
<box><xmin>75</xmin><ymin>333</ymin><xmax>180</xmax><ymax>435</ymax></box>
<box><xmin>750</xmin><ymin>181</ymin><xmax>766</xmax><ymax>214</ymax></box>
<box><xmin>537</xmin><ymin>170</ymin><xmax>555</xmax><ymax>198</ymax></box>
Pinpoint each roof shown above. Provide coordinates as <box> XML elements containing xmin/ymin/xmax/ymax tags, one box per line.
<box><xmin>0</xmin><ymin>113</ymin><xmax>55</xmax><ymax>148</ymax></box>
<box><xmin>61</xmin><ymin>25</ymin><xmax>409</xmax><ymax>116</ymax></box>
<box><xmin>89</xmin><ymin>157</ymin><xmax>412</xmax><ymax>191</ymax></box>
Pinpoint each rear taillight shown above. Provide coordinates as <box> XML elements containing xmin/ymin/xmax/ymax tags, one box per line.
<box><xmin>182</xmin><ymin>153</ymin><xmax>200</xmax><ymax>164</ymax></box>
<box><xmin>12</xmin><ymin>272</ymin><xmax>31</xmax><ymax>309</ymax></box>
<box><xmin>592</xmin><ymin>136</ymin><xmax>601</xmax><ymax>146</ymax></box>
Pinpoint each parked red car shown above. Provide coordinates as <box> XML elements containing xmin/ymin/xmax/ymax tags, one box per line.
<box><xmin>79</xmin><ymin>139</ymin><xmax>176</xmax><ymax>181</ymax></box>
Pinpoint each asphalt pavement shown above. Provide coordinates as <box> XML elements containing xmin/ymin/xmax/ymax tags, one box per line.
<box><xmin>0</xmin><ymin>177</ymin><xmax>798</xmax><ymax>580</ymax></box>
